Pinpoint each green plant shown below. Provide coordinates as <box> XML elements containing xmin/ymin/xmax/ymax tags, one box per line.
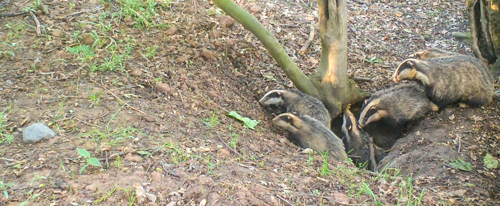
<box><xmin>206</xmin><ymin>155</ymin><xmax>215</xmax><ymax>175</ymax></box>
<box><xmin>120</xmin><ymin>0</ymin><xmax>157</xmax><ymax>28</ymax></box>
<box><xmin>227</xmin><ymin>111</ymin><xmax>259</xmax><ymax>129</ymax></box>
<box><xmin>364</xmin><ymin>56</ymin><xmax>383</xmax><ymax>64</ymax></box>
<box><xmin>0</xmin><ymin>180</ymin><xmax>14</xmax><ymax>199</ymax></box>
<box><xmin>143</xmin><ymin>45</ymin><xmax>158</xmax><ymax>59</ymax></box>
<box><xmin>229</xmin><ymin>132</ymin><xmax>238</xmax><ymax>149</ymax></box>
<box><xmin>89</xmin><ymin>91</ymin><xmax>103</xmax><ymax>107</ymax></box>
<box><xmin>449</xmin><ymin>158</ymin><xmax>473</xmax><ymax>172</ymax></box>
<box><xmin>204</xmin><ymin>111</ymin><xmax>219</xmax><ymax>127</ymax></box>
<box><xmin>94</xmin><ymin>186</ymin><xmax>117</xmax><ymax>204</ymax></box>
<box><xmin>320</xmin><ymin>152</ymin><xmax>332</xmax><ymax>176</ymax></box>
<box><xmin>66</xmin><ymin>45</ymin><xmax>95</xmax><ymax>63</ymax></box>
<box><xmin>484</xmin><ymin>153</ymin><xmax>499</xmax><ymax>169</ymax></box>
<box><xmin>0</xmin><ymin>112</ymin><xmax>13</xmax><ymax>144</ymax></box>
<box><xmin>77</xmin><ymin>148</ymin><xmax>102</xmax><ymax>174</ymax></box>
<box><xmin>359</xmin><ymin>182</ymin><xmax>382</xmax><ymax>206</ymax></box>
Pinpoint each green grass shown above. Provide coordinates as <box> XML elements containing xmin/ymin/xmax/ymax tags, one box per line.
<box><xmin>89</xmin><ymin>91</ymin><xmax>103</xmax><ymax>107</ymax></box>
<box><xmin>77</xmin><ymin>148</ymin><xmax>103</xmax><ymax>174</ymax></box>
<box><xmin>320</xmin><ymin>152</ymin><xmax>332</xmax><ymax>176</ymax></box>
<box><xmin>204</xmin><ymin>111</ymin><xmax>219</xmax><ymax>127</ymax></box>
<box><xmin>0</xmin><ymin>180</ymin><xmax>14</xmax><ymax>199</ymax></box>
<box><xmin>0</xmin><ymin>112</ymin><xmax>14</xmax><ymax>144</ymax></box>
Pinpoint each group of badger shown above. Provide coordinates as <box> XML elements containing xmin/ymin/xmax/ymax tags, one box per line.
<box><xmin>259</xmin><ymin>49</ymin><xmax>495</xmax><ymax>171</ymax></box>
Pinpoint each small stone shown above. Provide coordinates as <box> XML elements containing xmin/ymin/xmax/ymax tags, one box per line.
<box><xmin>156</xmin><ymin>83</ymin><xmax>172</xmax><ymax>94</ymax></box>
<box><xmin>39</xmin><ymin>4</ymin><xmax>49</xmax><ymax>15</ymax></box>
<box><xmin>151</xmin><ymin>171</ymin><xmax>162</xmax><ymax>182</ymax></box>
<box><xmin>52</xmin><ymin>29</ymin><xmax>63</xmax><ymax>38</ymax></box>
<box><xmin>124</xmin><ymin>153</ymin><xmax>142</xmax><ymax>162</ymax></box>
<box><xmin>218</xmin><ymin>16</ymin><xmax>235</xmax><ymax>28</ymax></box>
<box><xmin>218</xmin><ymin>148</ymin><xmax>230</xmax><ymax>156</ymax></box>
<box><xmin>130</xmin><ymin>68</ymin><xmax>143</xmax><ymax>77</ymax></box>
<box><xmin>250</xmin><ymin>5</ymin><xmax>262</xmax><ymax>13</ymax></box>
<box><xmin>23</xmin><ymin>122</ymin><xmax>56</xmax><ymax>144</ymax></box>
<box><xmin>201</xmin><ymin>49</ymin><xmax>216</xmax><ymax>60</ymax></box>
<box><xmin>81</xmin><ymin>33</ymin><xmax>95</xmax><ymax>46</ymax></box>
<box><xmin>165</xmin><ymin>27</ymin><xmax>178</xmax><ymax>35</ymax></box>
<box><xmin>176</xmin><ymin>55</ymin><xmax>190</xmax><ymax>63</ymax></box>
<box><xmin>332</xmin><ymin>192</ymin><xmax>350</xmax><ymax>204</ymax></box>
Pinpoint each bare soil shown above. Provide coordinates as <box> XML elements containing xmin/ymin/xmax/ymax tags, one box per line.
<box><xmin>0</xmin><ymin>0</ymin><xmax>499</xmax><ymax>205</ymax></box>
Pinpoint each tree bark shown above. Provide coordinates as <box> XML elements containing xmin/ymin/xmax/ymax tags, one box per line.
<box><xmin>310</xmin><ymin>0</ymin><xmax>368</xmax><ymax>118</ymax></box>
<box><xmin>467</xmin><ymin>0</ymin><xmax>500</xmax><ymax>71</ymax></box>
<box><xmin>213</xmin><ymin>0</ymin><xmax>320</xmax><ymax>98</ymax></box>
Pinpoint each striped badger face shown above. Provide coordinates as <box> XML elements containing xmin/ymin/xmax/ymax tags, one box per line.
<box><xmin>259</xmin><ymin>90</ymin><xmax>286</xmax><ymax>106</ymax></box>
<box><xmin>341</xmin><ymin>109</ymin><xmax>364</xmax><ymax>149</ymax></box>
<box><xmin>392</xmin><ymin>59</ymin><xmax>431</xmax><ymax>85</ymax></box>
<box><xmin>272</xmin><ymin>112</ymin><xmax>301</xmax><ymax>133</ymax></box>
<box><xmin>358</xmin><ymin>98</ymin><xmax>389</xmax><ymax>128</ymax></box>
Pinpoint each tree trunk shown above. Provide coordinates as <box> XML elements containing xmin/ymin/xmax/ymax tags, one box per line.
<box><xmin>467</xmin><ymin>0</ymin><xmax>500</xmax><ymax>71</ymax></box>
<box><xmin>310</xmin><ymin>0</ymin><xmax>368</xmax><ymax>118</ymax></box>
<box><xmin>213</xmin><ymin>0</ymin><xmax>369</xmax><ymax>119</ymax></box>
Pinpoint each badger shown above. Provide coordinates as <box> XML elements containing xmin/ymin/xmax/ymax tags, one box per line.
<box><xmin>393</xmin><ymin>52</ymin><xmax>495</xmax><ymax>108</ymax></box>
<box><xmin>272</xmin><ymin>113</ymin><xmax>347</xmax><ymax>161</ymax></box>
<box><xmin>342</xmin><ymin>109</ymin><xmax>386</xmax><ymax>171</ymax></box>
<box><xmin>358</xmin><ymin>84</ymin><xmax>439</xmax><ymax>129</ymax></box>
<box><xmin>260</xmin><ymin>89</ymin><xmax>331</xmax><ymax>127</ymax></box>
<box><xmin>410</xmin><ymin>48</ymin><xmax>457</xmax><ymax>59</ymax></box>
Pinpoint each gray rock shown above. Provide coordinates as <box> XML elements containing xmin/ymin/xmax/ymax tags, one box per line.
<box><xmin>23</xmin><ymin>122</ymin><xmax>56</xmax><ymax>144</ymax></box>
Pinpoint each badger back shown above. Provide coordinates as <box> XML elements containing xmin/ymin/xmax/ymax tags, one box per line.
<box><xmin>359</xmin><ymin>84</ymin><xmax>437</xmax><ymax>127</ymax></box>
<box><xmin>394</xmin><ymin>55</ymin><xmax>494</xmax><ymax>108</ymax></box>
<box><xmin>301</xmin><ymin>115</ymin><xmax>347</xmax><ymax>161</ymax></box>
<box><xmin>287</xmin><ymin>90</ymin><xmax>331</xmax><ymax>127</ymax></box>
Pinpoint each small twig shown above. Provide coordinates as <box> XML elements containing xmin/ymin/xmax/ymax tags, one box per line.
<box><xmin>92</xmin><ymin>80</ymin><xmax>146</xmax><ymax>115</ymax></box>
<box><xmin>0</xmin><ymin>11</ymin><xmax>28</xmax><ymax>17</ymax></box>
<box><xmin>74</xmin><ymin>117</ymin><xmax>98</xmax><ymax>127</ymax></box>
<box><xmin>216</xmin><ymin>135</ymin><xmax>243</xmax><ymax>158</ymax></box>
<box><xmin>62</xmin><ymin>10</ymin><xmax>88</xmax><ymax>19</ymax></box>
<box><xmin>299</xmin><ymin>21</ymin><xmax>315</xmax><ymax>55</ymax></box>
<box><xmin>369</xmin><ymin>136</ymin><xmax>378</xmax><ymax>172</ymax></box>
<box><xmin>29</xmin><ymin>11</ymin><xmax>41</xmax><ymax>35</ymax></box>
<box><xmin>457</xmin><ymin>138</ymin><xmax>461</xmax><ymax>153</ymax></box>
<box><xmin>352</xmin><ymin>77</ymin><xmax>372</xmax><ymax>82</ymax></box>
<box><xmin>192</xmin><ymin>0</ymin><xmax>197</xmax><ymax>14</ymax></box>
<box><xmin>276</xmin><ymin>195</ymin><xmax>293</xmax><ymax>206</ymax></box>
<box><xmin>20</xmin><ymin>116</ymin><xmax>30</xmax><ymax>126</ymax></box>
<box><xmin>175</xmin><ymin>88</ymin><xmax>184</xmax><ymax>103</ymax></box>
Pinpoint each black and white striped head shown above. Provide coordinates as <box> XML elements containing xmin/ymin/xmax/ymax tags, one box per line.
<box><xmin>358</xmin><ymin>98</ymin><xmax>389</xmax><ymax>128</ymax></box>
<box><xmin>272</xmin><ymin>113</ymin><xmax>302</xmax><ymax>133</ymax></box>
<box><xmin>259</xmin><ymin>90</ymin><xmax>287</xmax><ymax>106</ymax></box>
<box><xmin>392</xmin><ymin>59</ymin><xmax>431</xmax><ymax>85</ymax></box>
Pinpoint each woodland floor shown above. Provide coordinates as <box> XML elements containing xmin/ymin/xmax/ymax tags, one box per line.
<box><xmin>0</xmin><ymin>0</ymin><xmax>499</xmax><ymax>205</ymax></box>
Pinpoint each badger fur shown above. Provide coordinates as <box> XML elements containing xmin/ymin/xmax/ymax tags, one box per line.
<box><xmin>410</xmin><ymin>48</ymin><xmax>457</xmax><ymax>59</ymax></box>
<box><xmin>273</xmin><ymin>113</ymin><xmax>347</xmax><ymax>161</ymax></box>
<box><xmin>260</xmin><ymin>89</ymin><xmax>331</xmax><ymax>127</ymax></box>
<box><xmin>342</xmin><ymin>109</ymin><xmax>386</xmax><ymax>171</ymax></box>
<box><xmin>393</xmin><ymin>51</ymin><xmax>495</xmax><ymax>108</ymax></box>
<box><xmin>359</xmin><ymin>84</ymin><xmax>439</xmax><ymax>129</ymax></box>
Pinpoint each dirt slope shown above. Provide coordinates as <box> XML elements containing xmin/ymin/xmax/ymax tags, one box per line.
<box><xmin>0</xmin><ymin>0</ymin><xmax>498</xmax><ymax>205</ymax></box>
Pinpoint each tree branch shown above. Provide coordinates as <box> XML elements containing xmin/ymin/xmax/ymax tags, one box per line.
<box><xmin>213</xmin><ymin>0</ymin><xmax>320</xmax><ymax>98</ymax></box>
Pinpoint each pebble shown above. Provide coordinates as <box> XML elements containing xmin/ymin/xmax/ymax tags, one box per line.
<box><xmin>23</xmin><ymin>122</ymin><xmax>56</xmax><ymax>144</ymax></box>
